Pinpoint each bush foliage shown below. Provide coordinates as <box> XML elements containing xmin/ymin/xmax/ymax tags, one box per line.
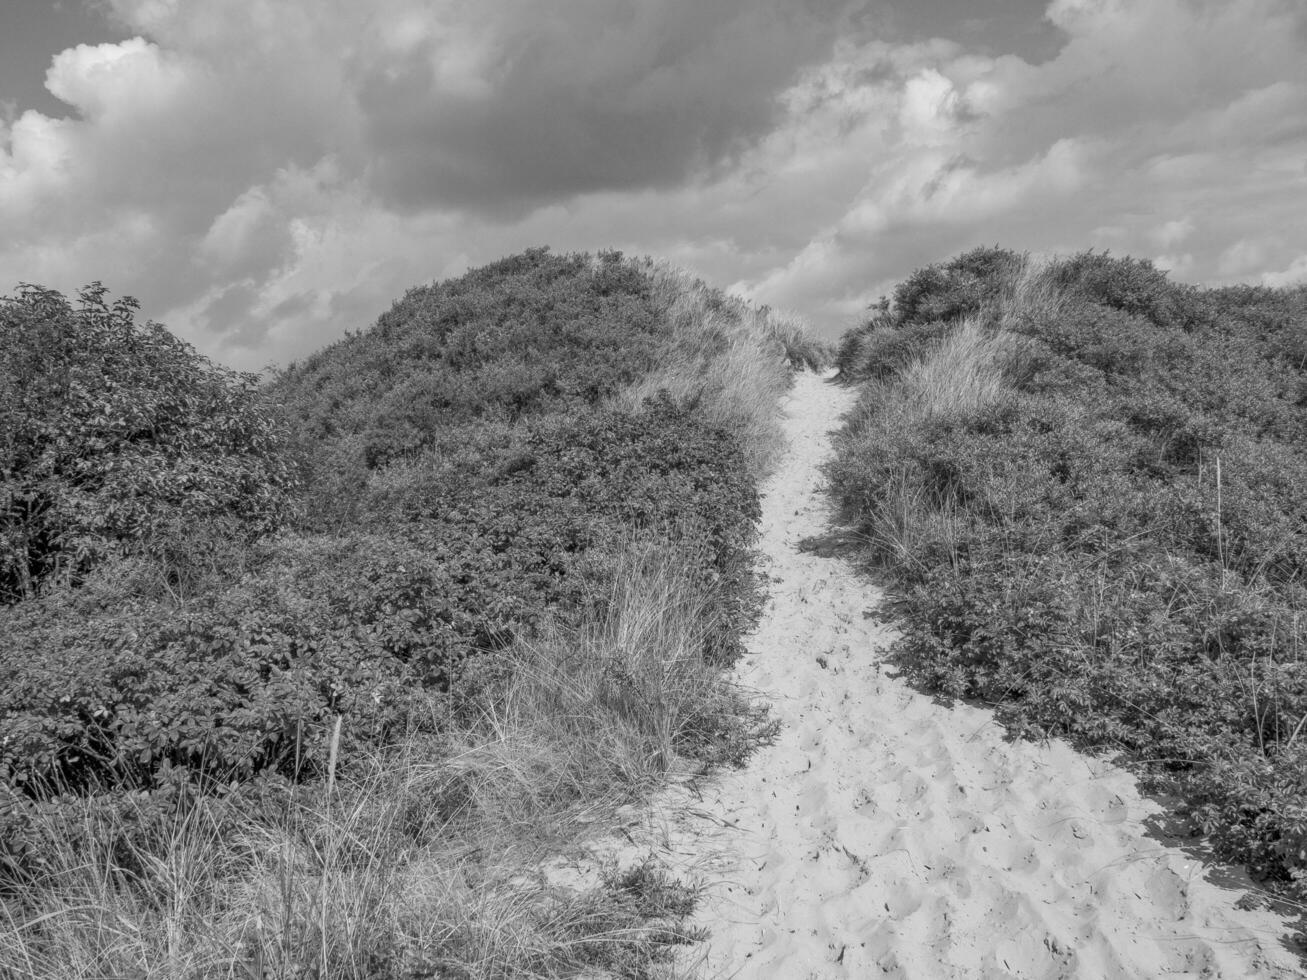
<box><xmin>0</xmin><ymin>284</ymin><xmax>299</xmax><ymax>604</ymax></box>
<box><xmin>0</xmin><ymin>251</ymin><xmax>776</xmax><ymax>886</ymax></box>
<box><xmin>271</xmin><ymin>248</ymin><xmax>669</xmax><ymax>478</ymax></box>
<box><xmin>830</xmin><ymin>247</ymin><xmax>1307</xmax><ymax>895</ymax></box>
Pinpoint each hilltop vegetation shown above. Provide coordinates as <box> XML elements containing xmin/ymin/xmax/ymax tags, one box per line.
<box><xmin>278</xmin><ymin>249</ymin><xmax>664</xmax><ymax>460</ymax></box>
<box><xmin>0</xmin><ymin>249</ymin><xmax>821</xmax><ymax>978</ymax></box>
<box><xmin>830</xmin><ymin>247</ymin><xmax>1307</xmax><ymax>898</ymax></box>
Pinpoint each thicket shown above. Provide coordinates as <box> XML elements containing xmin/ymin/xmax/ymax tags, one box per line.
<box><xmin>830</xmin><ymin>247</ymin><xmax>1307</xmax><ymax>897</ymax></box>
<box><xmin>0</xmin><ymin>284</ymin><xmax>299</xmax><ymax>604</ymax></box>
<box><xmin>1</xmin><ymin>249</ymin><xmax>812</xmax><ymax>977</ymax></box>
<box><xmin>271</xmin><ymin>248</ymin><xmax>668</xmax><ymax>499</ymax></box>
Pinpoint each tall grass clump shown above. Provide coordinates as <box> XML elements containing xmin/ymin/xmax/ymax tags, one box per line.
<box><xmin>896</xmin><ymin>317</ymin><xmax>1013</xmax><ymax>419</ymax></box>
<box><xmin>827</xmin><ymin>315</ymin><xmax>1017</xmax><ymax>569</ymax></box>
<box><xmin>829</xmin><ymin>246</ymin><xmax>1307</xmax><ymax>902</ymax></box>
<box><xmin>994</xmin><ymin>254</ymin><xmax>1070</xmax><ymax>333</ymax></box>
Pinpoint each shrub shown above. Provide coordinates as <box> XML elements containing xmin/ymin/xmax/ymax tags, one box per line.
<box><xmin>0</xmin><ymin>396</ymin><xmax>763</xmax><ymax>880</ymax></box>
<box><xmin>891</xmin><ymin>246</ymin><xmax>1023</xmax><ymax>326</ymax></box>
<box><xmin>0</xmin><ymin>538</ymin><xmax>759</xmax><ymax>978</ymax></box>
<box><xmin>271</xmin><ymin>248</ymin><xmax>670</xmax><ymax>481</ymax></box>
<box><xmin>0</xmin><ymin>284</ymin><xmax>299</xmax><ymax>603</ymax></box>
<box><xmin>835</xmin><ymin>318</ymin><xmax>952</xmax><ymax>380</ymax></box>
<box><xmin>1046</xmin><ymin>250</ymin><xmax>1201</xmax><ymax>330</ymax></box>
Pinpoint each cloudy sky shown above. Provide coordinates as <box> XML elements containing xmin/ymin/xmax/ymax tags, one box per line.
<box><xmin>2</xmin><ymin>0</ymin><xmax>1305</xmax><ymax>370</ymax></box>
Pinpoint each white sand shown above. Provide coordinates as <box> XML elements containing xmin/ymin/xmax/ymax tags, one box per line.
<box><xmin>611</xmin><ymin>370</ymin><xmax>1302</xmax><ymax>979</ymax></box>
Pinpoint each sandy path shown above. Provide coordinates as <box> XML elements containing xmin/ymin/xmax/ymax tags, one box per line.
<box><xmin>625</xmin><ymin>370</ymin><xmax>1302</xmax><ymax>979</ymax></box>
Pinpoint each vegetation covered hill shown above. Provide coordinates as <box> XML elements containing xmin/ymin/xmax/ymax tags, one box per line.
<box><xmin>829</xmin><ymin>247</ymin><xmax>1307</xmax><ymax>900</ymax></box>
<box><xmin>0</xmin><ymin>249</ymin><xmax>823</xmax><ymax>978</ymax></box>
<box><xmin>275</xmin><ymin>249</ymin><xmax>666</xmax><ymax>465</ymax></box>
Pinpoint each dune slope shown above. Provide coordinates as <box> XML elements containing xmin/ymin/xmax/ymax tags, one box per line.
<box><xmin>628</xmin><ymin>370</ymin><xmax>1302</xmax><ymax>979</ymax></box>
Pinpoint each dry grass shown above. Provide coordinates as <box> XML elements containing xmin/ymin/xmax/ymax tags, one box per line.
<box><xmin>863</xmin><ymin>468</ymin><xmax>965</xmax><ymax>573</ymax></box>
<box><xmin>644</xmin><ymin>261</ymin><xmax>830</xmax><ymax>371</ymax></box>
<box><xmin>498</xmin><ymin>540</ymin><xmax>767</xmax><ymax>782</ymax></box>
<box><xmin>616</xmin><ymin>262</ymin><xmax>827</xmax><ymax>481</ymax></box>
<box><xmin>994</xmin><ymin>253</ymin><xmax>1069</xmax><ymax>333</ymax></box>
<box><xmin>896</xmin><ymin>316</ymin><xmax>1013</xmax><ymax>421</ymax></box>
<box><xmin>830</xmin><ymin>316</ymin><xmax>1018</xmax><ymax>571</ymax></box>
<box><xmin>0</xmin><ymin>542</ymin><xmax>763</xmax><ymax>980</ymax></box>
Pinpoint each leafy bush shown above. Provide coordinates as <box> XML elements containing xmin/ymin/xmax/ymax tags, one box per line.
<box><xmin>0</xmin><ymin>433</ymin><xmax>749</xmax><ymax>796</ymax></box>
<box><xmin>0</xmin><ymin>284</ymin><xmax>299</xmax><ymax>603</ymax></box>
<box><xmin>272</xmin><ymin>248</ymin><xmax>669</xmax><ymax>481</ymax></box>
<box><xmin>830</xmin><ymin>248</ymin><xmax>1307</xmax><ymax>897</ymax></box>
<box><xmin>1046</xmin><ymin>250</ymin><xmax>1201</xmax><ymax>330</ymax></box>
<box><xmin>891</xmin><ymin>246</ymin><xmax>1023</xmax><ymax>327</ymax></box>
<box><xmin>834</xmin><ymin>317</ymin><xmax>953</xmax><ymax>380</ymax></box>
<box><xmin>1</xmin><ymin>374</ymin><xmax>762</xmax><ymax>880</ymax></box>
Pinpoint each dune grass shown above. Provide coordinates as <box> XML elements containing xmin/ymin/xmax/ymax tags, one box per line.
<box><xmin>828</xmin><ymin>315</ymin><xmax>1015</xmax><ymax>570</ymax></box>
<box><xmin>0</xmin><ymin>542</ymin><xmax>766</xmax><ymax>980</ymax></box>
<box><xmin>895</xmin><ymin>316</ymin><xmax>1012</xmax><ymax>420</ymax></box>
<box><xmin>994</xmin><ymin>254</ymin><xmax>1069</xmax><ymax>333</ymax></box>
<box><xmin>616</xmin><ymin>262</ymin><xmax>828</xmax><ymax>481</ymax></box>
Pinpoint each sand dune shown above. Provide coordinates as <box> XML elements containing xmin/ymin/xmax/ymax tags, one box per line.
<box><xmin>582</xmin><ymin>370</ymin><xmax>1303</xmax><ymax>979</ymax></box>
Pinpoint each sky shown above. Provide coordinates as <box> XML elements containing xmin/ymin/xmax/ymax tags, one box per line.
<box><xmin>1</xmin><ymin>0</ymin><xmax>1305</xmax><ymax>371</ymax></box>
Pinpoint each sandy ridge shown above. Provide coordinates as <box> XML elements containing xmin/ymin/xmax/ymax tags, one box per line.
<box><xmin>597</xmin><ymin>370</ymin><xmax>1302</xmax><ymax>979</ymax></box>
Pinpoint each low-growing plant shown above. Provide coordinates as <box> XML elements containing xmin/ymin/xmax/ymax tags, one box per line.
<box><xmin>891</xmin><ymin>246</ymin><xmax>1023</xmax><ymax>327</ymax></box>
<box><xmin>0</xmin><ymin>398</ymin><xmax>763</xmax><ymax>874</ymax></box>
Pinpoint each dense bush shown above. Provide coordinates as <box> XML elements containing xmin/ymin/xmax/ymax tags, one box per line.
<box><xmin>830</xmin><ymin>248</ymin><xmax>1307</xmax><ymax>896</ymax></box>
<box><xmin>0</xmin><ymin>252</ymin><xmax>770</xmax><ymax>884</ymax></box>
<box><xmin>271</xmin><ymin>248</ymin><xmax>669</xmax><ymax>479</ymax></box>
<box><xmin>891</xmin><ymin>246</ymin><xmax>1023</xmax><ymax>327</ymax></box>
<box><xmin>0</xmin><ymin>284</ymin><xmax>299</xmax><ymax>603</ymax></box>
<box><xmin>835</xmin><ymin>318</ymin><xmax>954</xmax><ymax>381</ymax></box>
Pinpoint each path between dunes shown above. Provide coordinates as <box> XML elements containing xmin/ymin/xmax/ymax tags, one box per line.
<box><xmin>576</xmin><ymin>370</ymin><xmax>1303</xmax><ymax>979</ymax></box>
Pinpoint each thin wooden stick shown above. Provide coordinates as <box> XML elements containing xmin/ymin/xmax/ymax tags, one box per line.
<box><xmin>326</xmin><ymin>714</ymin><xmax>343</xmax><ymax>793</ymax></box>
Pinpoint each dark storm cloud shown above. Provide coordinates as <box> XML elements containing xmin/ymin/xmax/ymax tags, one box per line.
<box><xmin>876</xmin><ymin>0</ymin><xmax>1064</xmax><ymax>61</ymax></box>
<box><xmin>355</xmin><ymin>0</ymin><xmax>861</xmax><ymax>213</ymax></box>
